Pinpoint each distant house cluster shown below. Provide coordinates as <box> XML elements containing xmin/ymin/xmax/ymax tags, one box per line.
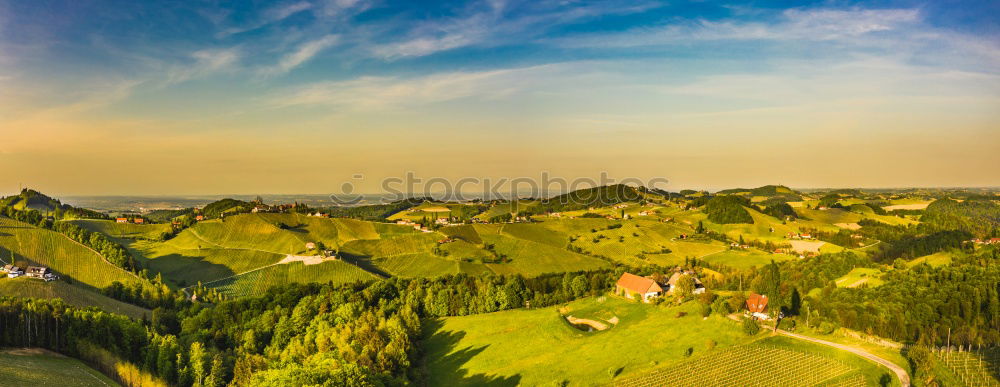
<box><xmin>115</xmin><ymin>217</ymin><xmax>145</xmax><ymax>224</ymax></box>
<box><xmin>615</xmin><ymin>270</ymin><xmax>706</xmax><ymax>303</ymax></box>
<box><xmin>786</xmin><ymin>232</ymin><xmax>813</xmax><ymax>240</ymax></box>
<box><xmin>250</xmin><ymin>202</ymin><xmax>298</xmax><ymax>214</ymax></box>
<box><xmin>970</xmin><ymin>238</ymin><xmax>1000</xmax><ymax>245</ymax></box>
<box><xmin>2</xmin><ymin>265</ymin><xmax>57</xmax><ymax>281</ymax></box>
<box><xmin>395</xmin><ymin>219</ymin><xmax>430</xmax><ymax>232</ymax></box>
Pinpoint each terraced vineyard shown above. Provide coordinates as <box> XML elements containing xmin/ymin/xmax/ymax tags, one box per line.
<box><xmin>615</xmin><ymin>345</ymin><xmax>862</xmax><ymax>387</ymax></box>
<box><xmin>0</xmin><ymin>217</ymin><xmax>138</xmax><ymax>290</ymax></box>
<box><xmin>480</xmin><ymin>234</ymin><xmax>609</xmax><ymax>276</ymax></box>
<box><xmin>187</xmin><ymin>215</ymin><xmax>308</xmax><ymax>254</ymax></box>
<box><xmin>208</xmin><ymin>260</ymin><xmax>377</xmax><ymax>298</ymax></box>
<box><xmin>127</xmin><ymin>238</ymin><xmax>286</xmax><ymax>286</ymax></box>
<box><xmin>935</xmin><ymin>347</ymin><xmax>1000</xmax><ymax>386</ymax></box>
<box><xmin>372</xmin><ymin>252</ymin><xmax>466</xmax><ymax>278</ymax></box>
<box><xmin>340</xmin><ymin>233</ymin><xmax>439</xmax><ymax>258</ymax></box>
<box><xmin>0</xmin><ymin>277</ymin><xmax>150</xmax><ymax>319</ymax></box>
<box><xmin>68</xmin><ymin>219</ymin><xmax>172</xmax><ymax>240</ymax></box>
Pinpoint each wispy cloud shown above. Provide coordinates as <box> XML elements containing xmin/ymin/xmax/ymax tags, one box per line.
<box><xmin>371</xmin><ymin>0</ymin><xmax>658</xmax><ymax>60</ymax></box>
<box><xmin>261</xmin><ymin>34</ymin><xmax>339</xmax><ymax>76</ymax></box>
<box><xmin>269</xmin><ymin>64</ymin><xmax>565</xmax><ymax>109</ymax></box>
<box><xmin>219</xmin><ymin>1</ymin><xmax>313</xmax><ymax>37</ymax></box>
<box><xmin>165</xmin><ymin>47</ymin><xmax>241</xmax><ymax>84</ymax></box>
<box><xmin>558</xmin><ymin>7</ymin><xmax>920</xmax><ymax>48</ymax></box>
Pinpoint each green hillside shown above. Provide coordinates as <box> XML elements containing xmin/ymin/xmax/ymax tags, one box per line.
<box><xmin>0</xmin><ymin>217</ymin><xmax>139</xmax><ymax>290</ymax></box>
<box><xmin>69</xmin><ymin>219</ymin><xmax>173</xmax><ymax>240</ymax></box>
<box><xmin>423</xmin><ymin>297</ymin><xmax>748</xmax><ymax>385</ymax></box>
<box><xmin>207</xmin><ymin>260</ymin><xmax>378</xmax><ymax>298</ymax></box>
<box><xmin>0</xmin><ymin>349</ymin><xmax>119</xmax><ymax>387</ymax></box>
<box><xmin>0</xmin><ymin>277</ymin><xmax>150</xmax><ymax>319</ymax></box>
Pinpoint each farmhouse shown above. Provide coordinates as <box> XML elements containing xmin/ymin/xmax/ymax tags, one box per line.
<box><xmin>116</xmin><ymin>218</ymin><xmax>128</xmax><ymax>223</ymax></box>
<box><xmin>3</xmin><ymin>265</ymin><xmax>24</xmax><ymax>278</ymax></box>
<box><xmin>746</xmin><ymin>293</ymin><xmax>770</xmax><ymax>320</ymax></box>
<box><xmin>664</xmin><ymin>271</ymin><xmax>706</xmax><ymax>295</ymax></box>
<box><xmin>25</xmin><ymin>266</ymin><xmax>57</xmax><ymax>281</ymax></box>
<box><xmin>305</xmin><ymin>242</ymin><xmax>317</xmax><ymax>250</ymax></box>
<box><xmin>195</xmin><ymin>215</ymin><xmax>204</xmax><ymax>221</ymax></box>
<box><xmin>133</xmin><ymin>218</ymin><xmax>144</xmax><ymax>224</ymax></box>
<box><xmin>615</xmin><ymin>272</ymin><xmax>663</xmax><ymax>303</ymax></box>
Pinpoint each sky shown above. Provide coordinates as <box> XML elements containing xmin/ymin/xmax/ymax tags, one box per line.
<box><xmin>0</xmin><ymin>0</ymin><xmax>998</xmax><ymax>195</ymax></box>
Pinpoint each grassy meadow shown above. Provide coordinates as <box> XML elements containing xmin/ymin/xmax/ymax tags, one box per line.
<box><xmin>422</xmin><ymin>296</ymin><xmax>749</xmax><ymax>385</ymax></box>
<box><xmin>0</xmin><ymin>278</ymin><xmax>150</xmax><ymax>319</ymax></box>
<box><xmin>0</xmin><ymin>348</ymin><xmax>119</xmax><ymax>387</ymax></box>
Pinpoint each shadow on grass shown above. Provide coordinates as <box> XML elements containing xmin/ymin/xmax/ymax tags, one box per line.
<box><xmin>116</xmin><ymin>239</ymin><xmax>238</xmax><ymax>287</ymax></box>
<box><xmin>423</xmin><ymin>318</ymin><xmax>522</xmax><ymax>387</ymax></box>
<box><xmin>339</xmin><ymin>252</ymin><xmax>391</xmax><ymax>278</ymax></box>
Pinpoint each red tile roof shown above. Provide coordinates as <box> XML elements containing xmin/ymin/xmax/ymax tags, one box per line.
<box><xmin>616</xmin><ymin>272</ymin><xmax>662</xmax><ymax>295</ymax></box>
<box><xmin>747</xmin><ymin>293</ymin><xmax>768</xmax><ymax>313</ymax></box>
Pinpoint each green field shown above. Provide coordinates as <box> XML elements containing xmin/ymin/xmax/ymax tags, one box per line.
<box><xmin>0</xmin><ymin>217</ymin><xmax>139</xmax><ymax>290</ymax></box>
<box><xmin>422</xmin><ymin>297</ymin><xmax>749</xmax><ymax>385</ymax></box>
<box><xmin>208</xmin><ymin>260</ymin><xmax>378</xmax><ymax>298</ymax></box>
<box><xmin>700</xmin><ymin>249</ymin><xmax>797</xmax><ymax>269</ymax></box>
<box><xmin>907</xmin><ymin>251</ymin><xmax>954</xmax><ymax>267</ymax></box>
<box><xmin>480</xmin><ymin>234</ymin><xmax>610</xmax><ymax>276</ymax></box>
<box><xmin>68</xmin><ymin>219</ymin><xmax>172</xmax><ymax>240</ymax></box>
<box><xmin>127</xmin><ymin>237</ymin><xmax>286</xmax><ymax>287</ymax></box>
<box><xmin>0</xmin><ymin>348</ymin><xmax>119</xmax><ymax>387</ymax></box>
<box><xmin>834</xmin><ymin>268</ymin><xmax>885</xmax><ymax>288</ymax></box>
<box><xmin>0</xmin><ymin>278</ymin><xmax>150</xmax><ymax>319</ymax></box>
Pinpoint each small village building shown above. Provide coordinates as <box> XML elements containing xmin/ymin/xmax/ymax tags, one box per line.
<box><xmin>615</xmin><ymin>272</ymin><xmax>663</xmax><ymax>303</ymax></box>
<box><xmin>25</xmin><ymin>266</ymin><xmax>56</xmax><ymax>281</ymax></box>
<box><xmin>195</xmin><ymin>215</ymin><xmax>204</xmax><ymax>221</ymax></box>
<box><xmin>305</xmin><ymin>242</ymin><xmax>316</xmax><ymax>250</ymax></box>
<box><xmin>133</xmin><ymin>218</ymin><xmax>144</xmax><ymax>224</ymax></box>
<box><xmin>3</xmin><ymin>265</ymin><xmax>24</xmax><ymax>278</ymax></box>
<box><xmin>664</xmin><ymin>271</ymin><xmax>706</xmax><ymax>295</ymax></box>
<box><xmin>116</xmin><ymin>218</ymin><xmax>128</xmax><ymax>223</ymax></box>
<box><xmin>746</xmin><ymin>293</ymin><xmax>770</xmax><ymax>320</ymax></box>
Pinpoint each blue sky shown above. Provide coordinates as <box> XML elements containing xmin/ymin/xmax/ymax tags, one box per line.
<box><xmin>0</xmin><ymin>0</ymin><xmax>998</xmax><ymax>194</ymax></box>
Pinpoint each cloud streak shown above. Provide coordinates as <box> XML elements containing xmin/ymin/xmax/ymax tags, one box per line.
<box><xmin>261</xmin><ymin>34</ymin><xmax>339</xmax><ymax>76</ymax></box>
<box><xmin>269</xmin><ymin>64</ymin><xmax>566</xmax><ymax>109</ymax></box>
<box><xmin>557</xmin><ymin>7</ymin><xmax>921</xmax><ymax>47</ymax></box>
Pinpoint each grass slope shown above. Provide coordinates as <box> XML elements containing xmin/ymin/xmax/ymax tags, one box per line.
<box><xmin>700</xmin><ymin>249</ymin><xmax>797</xmax><ymax>269</ymax></box>
<box><xmin>422</xmin><ymin>297</ymin><xmax>747</xmax><ymax>386</ymax></box>
<box><xmin>0</xmin><ymin>217</ymin><xmax>138</xmax><ymax>290</ymax></box>
<box><xmin>835</xmin><ymin>268</ymin><xmax>885</xmax><ymax>288</ymax></box>
<box><xmin>209</xmin><ymin>260</ymin><xmax>377</xmax><ymax>298</ymax></box>
<box><xmin>0</xmin><ymin>348</ymin><xmax>119</xmax><ymax>387</ymax></box>
<box><xmin>0</xmin><ymin>278</ymin><xmax>150</xmax><ymax>319</ymax></box>
<box><xmin>68</xmin><ymin>219</ymin><xmax>172</xmax><ymax>240</ymax></box>
<box><xmin>480</xmin><ymin>234</ymin><xmax>609</xmax><ymax>276</ymax></box>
